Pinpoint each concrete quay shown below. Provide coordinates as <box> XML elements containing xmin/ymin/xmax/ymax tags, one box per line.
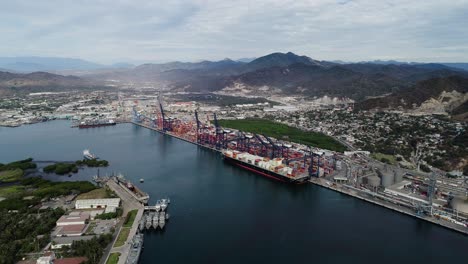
<box><xmin>104</xmin><ymin>179</ymin><xmax>145</xmax><ymax>264</ymax></box>
<box><xmin>310</xmin><ymin>178</ymin><xmax>468</xmax><ymax>235</ymax></box>
<box><xmin>131</xmin><ymin>121</ymin><xmax>468</xmax><ymax>236</ymax></box>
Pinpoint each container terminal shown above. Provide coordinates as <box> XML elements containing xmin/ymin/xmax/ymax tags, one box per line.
<box><xmin>127</xmin><ymin>97</ymin><xmax>468</xmax><ymax>235</ymax></box>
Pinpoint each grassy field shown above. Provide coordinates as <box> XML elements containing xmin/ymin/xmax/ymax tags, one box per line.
<box><xmin>76</xmin><ymin>188</ymin><xmax>109</xmax><ymax>200</ymax></box>
<box><xmin>218</xmin><ymin>119</ymin><xmax>346</xmax><ymax>152</ymax></box>
<box><xmin>123</xmin><ymin>210</ymin><xmax>138</xmax><ymax>228</ymax></box>
<box><xmin>106</xmin><ymin>253</ymin><xmax>120</xmax><ymax>264</ymax></box>
<box><xmin>0</xmin><ymin>169</ymin><xmax>23</xmax><ymax>182</ymax></box>
<box><xmin>114</xmin><ymin>228</ymin><xmax>130</xmax><ymax>247</ymax></box>
<box><xmin>0</xmin><ymin>185</ymin><xmax>25</xmax><ymax>198</ymax></box>
<box><xmin>371</xmin><ymin>152</ymin><xmax>397</xmax><ymax>165</ymax></box>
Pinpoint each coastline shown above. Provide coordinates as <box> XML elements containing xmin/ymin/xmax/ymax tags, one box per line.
<box><xmin>132</xmin><ymin>121</ymin><xmax>468</xmax><ymax>236</ymax></box>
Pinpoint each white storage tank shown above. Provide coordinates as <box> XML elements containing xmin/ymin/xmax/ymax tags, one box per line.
<box><xmin>379</xmin><ymin>169</ymin><xmax>395</xmax><ymax>187</ymax></box>
<box><xmin>367</xmin><ymin>175</ymin><xmax>381</xmax><ymax>187</ymax></box>
<box><xmin>394</xmin><ymin>169</ymin><xmax>404</xmax><ymax>183</ymax></box>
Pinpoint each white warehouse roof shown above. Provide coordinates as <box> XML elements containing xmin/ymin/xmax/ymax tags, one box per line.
<box><xmin>75</xmin><ymin>198</ymin><xmax>120</xmax><ymax>209</ymax></box>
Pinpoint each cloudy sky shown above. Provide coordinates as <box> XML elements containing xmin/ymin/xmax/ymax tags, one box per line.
<box><xmin>1</xmin><ymin>0</ymin><xmax>468</xmax><ymax>63</ymax></box>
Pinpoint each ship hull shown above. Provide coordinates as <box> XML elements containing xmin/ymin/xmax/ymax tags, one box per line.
<box><xmin>223</xmin><ymin>156</ymin><xmax>309</xmax><ymax>184</ymax></box>
<box><xmin>78</xmin><ymin>123</ymin><xmax>116</xmax><ymax>129</ymax></box>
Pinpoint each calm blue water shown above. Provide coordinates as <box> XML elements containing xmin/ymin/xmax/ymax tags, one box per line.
<box><xmin>0</xmin><ymin>121</ymin><xmax>466</xmax><ymax>264</ymax></box>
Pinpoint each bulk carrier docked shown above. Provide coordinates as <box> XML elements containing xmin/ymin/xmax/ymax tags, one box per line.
<box><xmin>222</xmin><ymin>150</ymin><xmax>311</xmax><ymax>184</ymax></box>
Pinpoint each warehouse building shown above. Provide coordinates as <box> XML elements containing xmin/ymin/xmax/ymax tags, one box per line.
<box><xmin>75</xmin><ymin>198</ymin><xmax>120</xmax><ymax>213</ymax></box>
<box><xmin>56</xmin><ymin>212</ymin><xmax>89</xmax><ymax>226</ymax></box>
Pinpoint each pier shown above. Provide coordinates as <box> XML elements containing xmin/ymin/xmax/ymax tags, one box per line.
<box><xmin>103</xmin><ymin>178</ymin><xmax>145</xmax><ymax>264</ymax></box>
<box><xmin>132</xmin><ymin>121</ymin><xmax>468</xmax><ymax>236</ymax></box>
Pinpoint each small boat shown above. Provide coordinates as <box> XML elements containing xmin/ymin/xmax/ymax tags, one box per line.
<box><xmin>159</xmin><ymin>215</ymin><xmax>165</xmax><ymax>229</ymax></box>
<box><xmin>83</xmin><ymin>149</ymin><xmax>97</xmax><ymax>160</ymax></box>
<box><xmin>139</xmin><ymin>215</ymin><xmax>145</xmax><ymax>231</ymax></box>
<box><xmin>155</xmin><ymin>202</ymin><xmax>161</xmax><ymax>212</ymax></box>
<box><xmin>165</xmin><ymin>213</ymin><xmax>170</xmax><ymax>220</ymax></box>
<box><xmin>145</xmin><ymin>212</ymin><xmax>153</xmax><ymax>229</ymax></box>
<box><xmin>160</xmin><ymin>200</ymin><xmax>167</xmax><ymax>211</ymax></box>
<box><xmin>140</xmin><ymin>178</ymin><xmax>144</xmax><ymax>183</ymax></box>
<box><xmin>152</xmin><ymin>213</ymin><xmax>159</xmax><ymax>229</ymax></box>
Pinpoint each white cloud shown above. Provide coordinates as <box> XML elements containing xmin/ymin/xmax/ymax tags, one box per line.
<box><xmin>0</xmin><ymin>0</ymin><xmax>467</xmax><ymax>63</ymax></box>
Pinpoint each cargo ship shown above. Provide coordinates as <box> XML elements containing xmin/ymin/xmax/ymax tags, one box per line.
<box><xmin>78</xmin><ymin>119</ymin><xmax>116</xmax><ymax>129</ymax></box>
<box><xmin>114</xmin><ymin>174</ymin><xmax>150</xmax><ymax>204</ymax></box>
<box><xmin>222</xmin><ymin>150</ymin><xmax>310</xmax><ymax>184</ymax></box>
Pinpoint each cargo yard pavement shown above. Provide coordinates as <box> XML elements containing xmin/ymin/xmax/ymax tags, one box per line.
<box><xmin>104</xmin><ymin>179</ymin><xmax>144</xmax><ymax>264</ymax></box>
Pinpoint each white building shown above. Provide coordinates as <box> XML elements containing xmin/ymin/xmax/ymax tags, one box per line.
<box><xmin>75</xmin><ymin>198</ymin><xmax>120</xmax><ymax>213</ymax></box>
<box><xmin>56</xmin><ymin>212</ymin><xmax>89</xmax><ymax>226</ymax></box>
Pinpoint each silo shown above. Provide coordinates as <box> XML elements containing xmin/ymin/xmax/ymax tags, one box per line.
<box><xmin>394</xmin><ymin>169</ymin><xmax>403</xmax><ymax>183</ymax></box>
<box><xmin>450</xmin><ymin>197</ymin><xmax>468</xmax><ymax>215</ymax></box>
<box><xmin>379</xmin><ymin>169</ymin><xmax>395</xmax><ymax>187</ymax></box>
<box><xmin>367</xmin><ymin>175</ymin><xmax>381</xmax><ymax>187</ymax></box>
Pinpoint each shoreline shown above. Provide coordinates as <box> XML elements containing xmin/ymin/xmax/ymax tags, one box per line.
<box><xmin>132</xmin><ymin>121</ymin><xmax>468</xmax><ymax>236</ymax></box>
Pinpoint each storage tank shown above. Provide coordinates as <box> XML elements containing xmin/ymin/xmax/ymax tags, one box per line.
<box><xmin>367</xmin><ymin>175</ymin><xmax>381</xmax><ymax>187</ymax></box>
<box><xmin>394</xmin><ymin>169</ymin><xmax>403</xmax><ymax>183</ymax></box>
<box><xmin>378</xmin><ymin>169</ymin><xmax>395</xmax><ymax>187</ymax></box>
<box><xmin>450</xmin><ymin>197</ymin><xmax>468</xmax><ymax>215</ymax></box>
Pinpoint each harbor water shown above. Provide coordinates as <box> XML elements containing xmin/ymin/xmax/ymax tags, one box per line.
<box><xmin>0</xmin><ymin>121</ymin><xmax>466</xmax><ymax>263</ymax></box>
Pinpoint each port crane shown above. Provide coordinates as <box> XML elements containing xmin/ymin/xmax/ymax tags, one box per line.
<box><xmin>132</xmin><ymin>105</ymin><xmax>142</xmax><ymax>123</ymax></box>
<box><xmin>158</xmin><ymin>95</ymin><xmax>173</xmax><ymax>132</ymax></box>
<box><xmin>195</xmin><ymin>110</ymin><xmax>202</xmax><ymax>143</ymax></box>
<box><xmin>254</xmin><ymin>134</ymin><xmax>272</xmax><ymax>158</ymax></box>
<box><xmin>263</xmin><ymin>134</ymin><xmax>282</xmax><ymax>159</ymax></box>
<box><xmin>213</xmin><ymin>113</ymin><xmax>226</xmax><ymax>150</ymax></box>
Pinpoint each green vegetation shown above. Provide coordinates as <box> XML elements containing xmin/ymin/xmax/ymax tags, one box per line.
<box><xmin>61</xmin><ymin>233</ymin><xmax>113</xmax><ymax>264</ymax></box>
<box><xmin>76</xmin><ymin>159</ymin><xmax>109</xmax><ymax>167</ymax></box>
<box><xmin>0</xmin><ymin>168</ymin><xmax>23</xmax><ymax>182</ymax></box>
<box><xmin>43</xmin><ymin>163</ymin><xmax>78</xmax><ymax>175</ymax></box>
<box><xmin>114</xmin><ymin>228</ymin><xmax>130</xmax><ymax>247</ymax></box>
<box><xmin>0</xmin><ymin>158</ymin><xmax>36</xmax><ymax>171</ymax></box>
<box><xmin>0</xmin><ymin>185</ymin><xmax>25</xmax><ymax>198</ymax></box>
<box><xmin>95</xmin><ymin>208</ymin><xmax>123</xmax><ymax>220</ymax></box>
<box><xmin>0</xmin><ymin>158</ymin><xmax>37</xmax><ymax>183</ymax></box>
<box><xmin>0</xmin><ymin>177</ymin><xmax>96</xmax><ymax>210</ymax></box>
<box><xmin>123</xmin><ymin>209</ymin><xmax>138</xmax><ymax>227</ymax></box>
<box><xmin>371</xmin><ymin>153</ymin><xmax>397</xmax><ymax>165</ymax></box>
<box><xmin>0</xmin><ymin>207</ymin><xmax>64</xmax><ymax>263</ymax></box>
<box><xmin>218</xmin><ymin>118</ymin><xmax>346</xmax><ymax>152</ymax></box>
<box><xmin>420</xmin><ymin>164</ymin><xmax>432</xmax><ymax>173</ymax></box>
<box><xmin>43</xmin><ymin>159</ymin><xmax>108</xmax><ymax>175</ymax></box>
<box><xmin>106</xmin><ymin>253</ymin><xmax>121</xmax><ymax>264</ymax></box>
<box><xmin>76</xmin><ymin>188</ymin><xmax>115</xmax><ymax>200</ymax></box>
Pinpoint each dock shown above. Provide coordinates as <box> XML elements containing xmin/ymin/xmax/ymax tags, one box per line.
<box><xmin>132</xmin><ymin>121</ymin><xmax>468</xmax><ymax>236</ymax></box>
<box><xmin>310</xmin><ymin>178</ymin><xmax>468</xmax><ymax>235</ymax></box>
<box><xmin>103</xmin><ymin>178</ymin><xmax>145</xmax><ymax>264</ymax></box>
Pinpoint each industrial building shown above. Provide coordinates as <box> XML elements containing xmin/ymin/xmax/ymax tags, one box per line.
<box><xmin>75</xmin><ymin>198</ymin><xmax>120</xmax><ymax>213</ymax></box>
<box><xmin>55</xmin><ymin>224</ymin><xmax>87</xmax><ymax>237</ymax></box>
<box><xmin>56</xmin><ymin>212</ymin><xmax>89</xmax><ymax>226</ymax></box>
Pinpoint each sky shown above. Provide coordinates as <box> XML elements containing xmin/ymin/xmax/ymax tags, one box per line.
<box><xmin>1</xmin><ymin>0</ymin><xmax>468</xmax><ymax>64</ymax></box>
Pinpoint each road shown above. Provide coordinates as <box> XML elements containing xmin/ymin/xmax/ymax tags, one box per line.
<box><xmin>103</xmin><ymin>179</ymin><xmax>145</xmax><ymax>264</ymax></box>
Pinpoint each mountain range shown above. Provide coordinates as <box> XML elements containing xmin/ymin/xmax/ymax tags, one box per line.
<box><xmin>84</xmin><ymin>52</ymin><xmax>466</xmax><ymax>100</ymax></box>
<box><xmin>0</xmin><ymin>57</ymin><xmax>133</xmax><ymax>72</ymax></box>
<box><xmin>1</xmin><ymin>52</ymin><xmax>467</xmax><ymax>116</ymax></box>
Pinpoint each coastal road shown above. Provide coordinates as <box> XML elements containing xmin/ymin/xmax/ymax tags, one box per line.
<box><xmin>105</xmin><ymin>179</ymin><xmax>144</xmax><ymax>264</ymax></box>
